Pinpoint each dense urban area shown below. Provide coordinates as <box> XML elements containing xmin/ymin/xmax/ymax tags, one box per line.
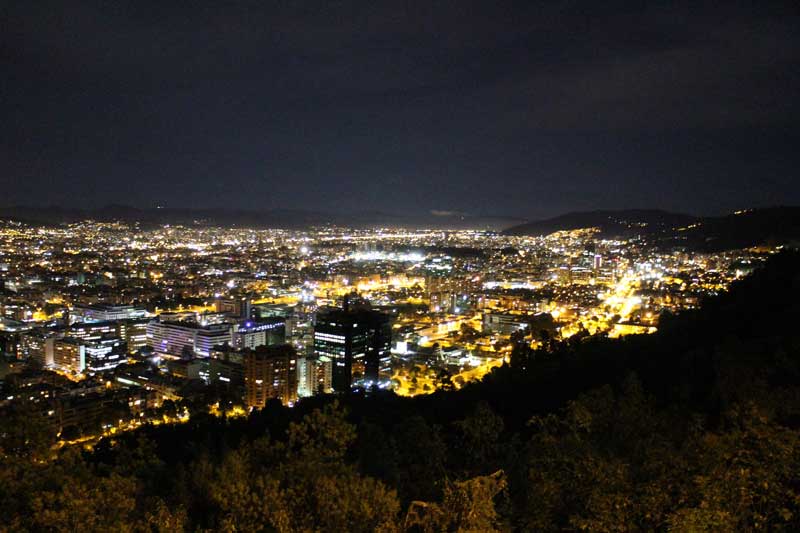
<box><xmin>0</xmin><ymin>219</ymin><xmax>770</xmax><ymax>445</ymax></box>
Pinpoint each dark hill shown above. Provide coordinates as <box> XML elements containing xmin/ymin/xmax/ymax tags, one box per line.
<box><xmin>502</xmin><ymin>209</ymin><xmax>697</xmax><ymax>237</ymax></box>
<box><xmin>503</xmin><ymin>206</ymin><xmax>800</xmax><ymax>251</ymax></box>
<box><xmin>666</xmin><ymin>206</ymin><xmax>800</xmax><ymax>251</ymax></box>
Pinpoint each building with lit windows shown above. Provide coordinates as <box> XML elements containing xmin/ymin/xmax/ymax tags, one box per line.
<box><xmin>20</xmin><ymin>328</ymin><xmax>59</xmax><ymax>367</ymax></box>
<box><xmin>118</xmin><ymin>318</ymin><xmax>149</xmax><ymax>354</ymax></box>
<box><xmin>84</xmin><ymin>338</ymin><xmax>127</xmax><ymax>373</ymax></box>
<box><xmin>231</xmin><ymin>318</ymin><xmax>285</xmax><ymax>350</ymax></box>
<box><xmin>244</xmin><ymin>344</ymin><xmax>297</xmax><ymax>408</ymax></box>
<box><xmin>296</xmin><ymin>355</ymin><xmax>332</xmax><ymax>397</ymax></box>
<box><xmin>53</xmin><ymin>338</ymin><xmax>85</xmax><ymax>374</ymax></box>
<box><xmin>146</xmin><ymin>318</ymin><xmax>232</xmax><ymax>359</ymax></box>
<box><xmin>313</xmin><ymin>299</ymin><xmax>392</xmax><ymax>392</ymax></box>
<box><xmin>71</xmin><ymin>303</ymin><xmax>148</xmax><ymax>323</ymax></box>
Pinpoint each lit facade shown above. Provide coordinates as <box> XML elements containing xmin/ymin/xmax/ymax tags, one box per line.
<box><xmin>244</xmin><ymin>345</ymin><xmax>298</xmax><ymax>408</ymax></box>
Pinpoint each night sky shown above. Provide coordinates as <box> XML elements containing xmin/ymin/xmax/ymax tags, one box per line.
<box><xmin>2</xmin><ymin>1</ymin><xmax>799</xmax><ymax>218</ymax></box>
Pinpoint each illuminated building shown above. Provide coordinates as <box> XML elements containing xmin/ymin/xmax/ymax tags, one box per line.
<box><xmin>244</xmin><ymin>344</ymin><xmax>297</xmax><ymax>408</ymax></box>
<box><xmin>118</xmin><ymin>318</ymin><xmax>149</xmax><ymax>354</ymax></box>
<box><xmin>215</xmin><ymin>297</ymin><xmax>252</xmax><ymax>319</ymax></box>
<box><xmin>482</xmin><ymin>312</ymin><xmax>530</xmax><ymax>334</ymax></box>
<box><xmin>67</xmin><ymin>321</ymin><xmax>118</xmax><ymax>343</ymax></box>
<box><xmin>20</xmin><ymin>329</ymin><xmax>59</xmax><ymax>367</ymax></box>
<box><xmin>426</xmin><ymin>274</ymin><xmax>475</xmax><ymax>313</ymax></box>
<box><xmin>71</xmin><ymin>303</ymin><xmax>148</xmax><ymax>323</ymax></box>
<box><xmin>313</xmin><ymin>297</ymin><xmax>392</xmax><ymax>391</ymax></box>
<box><xmin>53</xmin><ymin>338</ymin><xmax>86</xmax><ymax>374</ymax></box>
<box><xmin>84</xmin><ymin>338</ymin><xmax>126</xmax><ymax>373</ymax></box>
<box><xmin>146</xmin><ymin>318</ymin><xmax>232</xmax><ymax>359</ymax></box>
<box><xmin>231</xmin><ymin>318</ymin><xmax>285</xmax><ymax>349</ymax></box>
<box><xmin>296</xmin><ymin>354</ymin><xmax>332</xmax><ymax>397</ymax></box>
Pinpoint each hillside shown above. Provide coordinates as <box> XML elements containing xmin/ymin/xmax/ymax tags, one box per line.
<box><xmin>667</xmin><ymin>206</ymin><xmax>800</xmax><ymax>251</ymax></box>
<box><xmin>502</xmin><ymin>209</ymin><xmax>697</xmax><ymax>237</ymax></box>
<box><xmin>504</xmin><ymin>206</ymin><xmax>800</xmax><ymax>251</ymax></box>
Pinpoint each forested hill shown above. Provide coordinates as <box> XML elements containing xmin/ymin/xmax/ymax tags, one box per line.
<box><xmin>502</xmin><ymin>209</ymin><xmax>696</xmax><ymax>237</ymax></box>
<box><xmin>1</xmin><ymin>252</ymin><xmax>799</xmax><ymax>531</ymax></box>
<box><xmin>503</xmin><ymin>206</ymin><xmax>800</xmax><ymax>252</ymax></box>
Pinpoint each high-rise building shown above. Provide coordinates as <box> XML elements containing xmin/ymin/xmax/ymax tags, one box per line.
<box><xmin>313</xmin><ymin>298</ymin><xmax>392</xmax><ymax>392</ymax></box>
<box><xmin>244</xmin><ymin>344</ymin><xmax>298</xmax><ymax>408</ymax></box>
<box><xmin>209</xmin><ymin>347</ymin><xmax>246</xmax><ymax>395</ymax></box>
<box><xmin>118</xmin><ymin>318</ymin><xmax>149</xmax><ymax>354</ymax></box>
<box><xmin>296</xmin><ymin>354</ymin><xmax>333</xmax><ymax>397</ymax></box>
<box><xmin>426</xmin><ymin>274</ymin><xmax>476</xmax><ymax>313</ymax></box>
<box><xmin>53</xmin><ymin>338</ymin><xmax>86</xmax><ymax>374</ymax></box>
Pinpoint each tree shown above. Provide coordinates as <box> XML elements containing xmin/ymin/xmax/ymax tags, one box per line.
<box><xmin>668</xmin><ymin>405</ymin><xmax>800</xmax><ymax>531</ymax></box>
<box><xmin>405</xmin><ymin>471</ymin><xmax>507</xmax><ymax>533</ymax></box>
<box><xmin>0</xmin><ymin>403</ymin><xmax>55</xmax><ymax>460</ymax></box>
<box><xmin>435</xmin><ymin>369</ymin><xmax>455</xmax><ymax>392</ymax></box>
<box><xmin>394</xmin><ymin>416</ymin><xmax>447</xmax><ymax>503</ymax></box>
<box><xmin>30</xmin><ymin>473</ymin><xmax>138</xmax><ymax>532</ymax></box>
<box><xmin>211</xmin><ymin>402</ymin><xmax>402</xmax><ymax>532</ymax></box>
<box><xmin>452</xmin><ymin>402</ymin><xmax>505</xmax><ymax>477</ymax></box>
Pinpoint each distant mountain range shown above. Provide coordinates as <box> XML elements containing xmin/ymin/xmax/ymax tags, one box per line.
<box><xmin>0</xmin><ymin>205</ymin><xmax>524</xmax><ymax>231</ymax></box>
<box><xmin>502</xmin><ymin>206</ymin><xmax>800</xmax><ymax>251</ymax></box>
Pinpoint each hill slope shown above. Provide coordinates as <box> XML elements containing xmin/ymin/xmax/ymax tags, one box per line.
<box><xmin>502</xmin><ymin>209</ymin><xmax>697</xmax><ymax>237</ymax></box>
<box><xmin>503</xmin><ymin>206</ymin><xmax>800</xmax><ymax>251</ymax></box>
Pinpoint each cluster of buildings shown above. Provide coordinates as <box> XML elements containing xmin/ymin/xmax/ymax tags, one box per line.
<box><xmin>0</xmin><ymin>219</ymin><xmax>773</xmax><ymax>439</ymax></box>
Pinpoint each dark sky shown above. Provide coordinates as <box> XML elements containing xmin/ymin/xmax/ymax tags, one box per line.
<box><xmin>2</xmin><ymin>1</ymin><xmax>799</xmax><ymax>218</ymax></box>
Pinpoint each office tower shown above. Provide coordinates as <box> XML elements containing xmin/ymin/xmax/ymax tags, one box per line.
<box><xmin>313</xmin><ymin>297</ymin><xmax>392</xmax><ymax>392</ymax></box>
<box><xmin>244</xmin><ymin>344</ymin><xmax>298</xmax><ymax>408</ymax></box>
<box><xmin>84</xmin><ymin>338</ymin><xmax>127</xmax><ymax>373</ymax></box>
<box><xmin>118</xmin><ymin>318</ymin><xmax>149</xmax><ymax>354</ymax></box>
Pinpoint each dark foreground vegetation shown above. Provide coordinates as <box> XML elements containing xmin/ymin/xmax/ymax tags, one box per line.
<box><xmin>2</xmin><ymin>252</ymin><xmax>800</xmax><ymax>532</ymax></box>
